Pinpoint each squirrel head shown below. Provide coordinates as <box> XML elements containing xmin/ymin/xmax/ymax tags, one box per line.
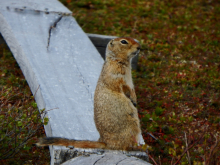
<box><xmin>106</xmin><ymin>37</ymin><xmax>141</xmax><ymax>61</ymax></box>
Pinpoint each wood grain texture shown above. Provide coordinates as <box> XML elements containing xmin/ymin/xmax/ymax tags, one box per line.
<box><xmin>60</xmin><ymin>149</ymin><xmax>151</xmax><ymax>165</ymax></box>
<box><xmin>0</xmin><ymin>0</ymin><xmax>148</xmax><ymax>164</ymax></box>
<box><xmin>61</xmin><ymin>153</ymin><xmax>151</xmax><ymax>165</ymax></box>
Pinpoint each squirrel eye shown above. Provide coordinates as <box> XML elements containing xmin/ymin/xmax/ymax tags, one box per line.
<box><xmin>120</xmin><ymin>40</ymin><xmax>128</xmax><ymax>44</ymax></box>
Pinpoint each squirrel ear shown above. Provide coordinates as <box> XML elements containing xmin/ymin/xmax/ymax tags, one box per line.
<box><xmin>110</xmin><ymin>40</ymin><xmax>114</xmax><ymax>47</ymax></box>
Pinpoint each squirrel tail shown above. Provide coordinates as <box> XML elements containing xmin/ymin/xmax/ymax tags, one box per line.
<box><xmin>36</xmin><ymin>137</ymin><xmax>106</xmax><ymax>149</ymax></box>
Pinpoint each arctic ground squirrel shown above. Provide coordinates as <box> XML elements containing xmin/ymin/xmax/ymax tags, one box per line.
<box><xmin>37</xmin><ymin>37</ymin><xmax>142</xmax><ymax>151</ymax></box>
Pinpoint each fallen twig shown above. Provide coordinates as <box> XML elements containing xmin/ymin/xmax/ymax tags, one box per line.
<box><xmin>173</xmin><ymin>129</ymin><xmax>207</xmax><ymax>165</ymax></box>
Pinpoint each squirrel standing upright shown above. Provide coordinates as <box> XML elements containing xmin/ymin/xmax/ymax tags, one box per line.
<box><xmin>37</xmin><ymin>37</ymin><xmax>142</xmax><ymax>151</ymax></box>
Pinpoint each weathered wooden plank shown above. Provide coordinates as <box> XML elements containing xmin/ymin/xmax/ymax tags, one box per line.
<box><xmin>61</xmin><ymin>152</ymin><xmax>151</xmax><ymax>165</ymax></box>
<box><xmin>0</xmin><ymin>1</ymin><xmax>148</xmax><ymax>164</ymax></box>
<box><xmin>0</xmin><ymin>5</ymin><xmax>102</xmax><ymax>164</ymax></box>
<box><xmin>0</xmin><ymin>0</ymin><xmax>71</xmax><ymax>14</ymax></box>
<box><xmin>51</xmin><ymin>148</ymin><xmax>149</xmax><ymax>165</ymax></box>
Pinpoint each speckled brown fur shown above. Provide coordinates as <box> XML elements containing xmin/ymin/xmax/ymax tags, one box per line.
<box><xmin>94</xmin><ymin>37</ymin><xmax>141</xmax><ymax>150</ymax></box>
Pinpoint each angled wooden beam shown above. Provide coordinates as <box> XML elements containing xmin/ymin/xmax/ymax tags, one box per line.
<box><xmin>0</xmin><ymin>0</ymin><xmax>149</xmax><ymax>164</ymax></box>
<box><xmin>61</xmin><ymin>150</ymin><xmax>149</xmax><ymax>165</ymax></box>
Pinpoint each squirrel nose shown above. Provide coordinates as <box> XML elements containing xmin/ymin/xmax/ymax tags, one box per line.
<box><xmin>137</xmin><ymin>47</ymin><xmax>141</xmax><ymax>50</ymax></box>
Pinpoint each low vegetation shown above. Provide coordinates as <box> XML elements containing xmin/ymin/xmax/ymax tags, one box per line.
<box><xmin>0</xmin><ymin>45</ymin><xmax>50</xmax><ymax>164</ymax></box>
